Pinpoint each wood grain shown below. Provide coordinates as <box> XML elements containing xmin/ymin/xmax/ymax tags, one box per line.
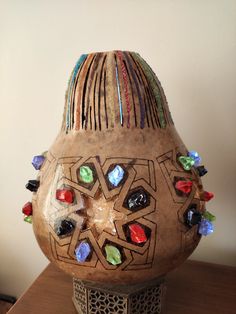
<box><xmin>8</xmin><ymin>260</ymin><xmax>236</xmax><ymax>314</ymax></box>
<box><xmin>0</xmin><ymin>300</ymin><xmax>13</xmax><ymax>314</ymax></box>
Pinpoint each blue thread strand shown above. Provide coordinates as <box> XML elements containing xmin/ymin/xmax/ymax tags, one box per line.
<box><xmin>115</xmin><ymin>65</ymin><xmax>123</xmax><ymax>126</ymax></box>
<box><xmin>66</xmin><ymin>54</ymin><xmax>87</xmax><ymax>130</ymax></box>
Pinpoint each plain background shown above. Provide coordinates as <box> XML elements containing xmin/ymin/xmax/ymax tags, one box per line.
<box><xmin>0</xmin><ymin>0</ymin><xmax>236</xmax><ymax>298</ymax></box>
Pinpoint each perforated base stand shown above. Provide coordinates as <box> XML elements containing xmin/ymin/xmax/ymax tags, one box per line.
<box><xmin>72</xmin><ymin>277</ymin><xmax>166</xmax><ymax>314</ymax></box>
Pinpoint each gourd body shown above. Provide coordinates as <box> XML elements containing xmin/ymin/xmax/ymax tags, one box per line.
<box><xmin>33</xmin><ymin>51</ymin><xmax>203</xmax><ymax>284</ymax></box>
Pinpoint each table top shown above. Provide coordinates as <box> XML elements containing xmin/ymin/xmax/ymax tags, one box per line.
<box><xmin>8</xmin><ymin>260</ymin><xmax>236</xmax><ymax>314</ymax></box>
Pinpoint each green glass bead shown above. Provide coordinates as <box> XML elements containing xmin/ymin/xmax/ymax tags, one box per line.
<box><xmin>105</xmin><ymin>245</ymin><xmax>122</xmax><ymax>265</ymax></box>
<box><xmin>203</xmin><ymin>211</ymin><xmax>216</xmax><ymax>222</ymax></box>
<box><xmin>24</xmin><ymin>215</ymin><xmax>32</xmax><ymax>224</ymax></box>
<box><xmin>178</xmin><ymin>156</ymin><xmax>195</xmax><ymax>171</ymax></box>
<box><xmin>79</xmin><ymin>166</ymin><xmax>94</xmax><ymax>183</ymax></box>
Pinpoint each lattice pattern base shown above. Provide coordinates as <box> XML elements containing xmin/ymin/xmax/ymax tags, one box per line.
<box><xmin>72</xmin><ymin>277</ymin><xmax>165</xmax><ymax>314</ymax></box>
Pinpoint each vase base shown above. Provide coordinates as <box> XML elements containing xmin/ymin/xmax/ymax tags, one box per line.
<box><xmin>72</xmin><ymin>277</ymin><xmax>166</xmax><ymax>314</ymax></box>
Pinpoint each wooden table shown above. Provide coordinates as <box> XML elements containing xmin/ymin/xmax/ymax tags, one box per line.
<box><xmin>8</xmin><ymin>260</ymin><xmax>236</xmax><ymax>314</ymax></box>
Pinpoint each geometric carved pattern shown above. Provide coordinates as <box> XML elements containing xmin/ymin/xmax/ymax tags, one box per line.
<box><xmin>157</xmin><ymin>147</ymin><xmax>197</xmax><ymax>205</ymax></box>
<box><xmin>73</xmin><ymin>278</ymin><xmax>164</xmax><ymax>314</ymax></box>
<box><xmin>73</xmin><ymin>280</ymin><xmax>87</xmax><ymax>314</ymax></box>
<box><xmin>88</xmin><ymin>290</ymin><xmax>127</xmax><ymax>314</ymax></box>
<box><xmin>130</xmin><ymin>285</ymin><xmax>163</xmax><ymax>314</ymax></box>
<box><xmin>47</xmin><ymin>154</ymin><xmax>158</xmax><ymax>271</ymax></box>
<box><xmin>157</xmin><ymin>147</ymin><xmax>202</xmax><ymax>253</ymax></box>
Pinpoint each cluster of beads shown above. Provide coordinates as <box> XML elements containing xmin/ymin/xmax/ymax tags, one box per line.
<box><xmin>185</xmin><ymin>206</ymin><xmax>215</xmax><ymax>236</ymax></box>
<box><xmin>178</xmin><ymin>150</ymin><xmax>216</xmax><ymax>236</ymax></box>
<box><xmin>22</xmin><ymin>153</ymin><xmax>46</xmax><ymax>223</ymax></box>
<box><xmin>178</xmin><ymin>150</ymin><xmax>207</xmax><ymax>176</ymax></box>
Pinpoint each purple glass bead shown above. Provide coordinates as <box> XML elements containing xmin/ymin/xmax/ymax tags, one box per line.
<box><xmin>188</xmin><ymin>150</ymin><xmax>201</xmax><ymax>166</ymax></box>
<box><xmin>32</xmin><ymin>155</ymin><xmax>45</xmax><ymax>170</ymax></box>
<box><xmin>75</xmin><ymin>241</ymin><xmax>91</xmax><ymax>262</ymax></box>
<box><xmin>198</xmin><ymin>218</ymin><xmax>214</xmax><ymax>236</ymax></box>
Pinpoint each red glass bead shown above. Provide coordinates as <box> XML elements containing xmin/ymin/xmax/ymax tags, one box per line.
<box><xmin>201</xmin><ymin>191</ymin><xmax>214</xmax><ymax>202</ymax></box>
<box><xmin>129</xmin><ymin>223</ymin><xmax>147</xmax><ymax>244</ymax></box>
<box><xmin>175</xmin><ymin>180</ymin><xmax>193</xmax><ymax>194</ymax></box>
<box><xmin>56</xmin><ymin>189</ymin><xmax>74</xmax><ymax>203</ymax></box>
<box><xmin>22</xmin><ymin>202</ymin><xmax>33</xmax><ymax>216</ymax></box>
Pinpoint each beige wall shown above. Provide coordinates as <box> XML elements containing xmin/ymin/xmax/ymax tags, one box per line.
<box><xmin>1</xmin><ymin>0</ymin><xmax>236</xmax><ymax>298</ymax></box>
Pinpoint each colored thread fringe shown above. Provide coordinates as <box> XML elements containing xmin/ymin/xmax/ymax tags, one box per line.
<box><xmin>124</xmin><ymin>52</ymin><xmax>145</xmax><ymax>128</ymax></box>
<box><xmin>132</xmin><ymin>53</ymin><xmax>166</xmax><ymax>128</ymax></box>
<box><xmin>66</xmin><ymin>54</ymin><xmax>87</xmax><ymax>130</ymax></box>
<box><xmin>115</xmin><ymin>65</ymin><xmax>123</xmax><ymax>126</ymax></box>
<box><xmin>63</xmin><ymin>51</ymin><xmax>173</xmax><ymax>131</ymax></box>
<box><xmin>117</xmin><ymin>51</ymin><xmax>131</xmax><ymax>128</ymax></box>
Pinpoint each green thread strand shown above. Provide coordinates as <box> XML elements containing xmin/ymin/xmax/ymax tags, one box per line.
<box><xmin>132</xmin><ymin>53</ymin><xmax>166</xmax><ymax>128</ymax></box>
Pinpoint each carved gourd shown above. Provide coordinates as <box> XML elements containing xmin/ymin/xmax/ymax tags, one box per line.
<box><xmin>25</xmin><ymin>51</ymin><xmax>214</xmax><ymax>284</ymax></box>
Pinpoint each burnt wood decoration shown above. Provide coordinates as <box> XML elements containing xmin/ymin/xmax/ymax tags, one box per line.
<box><xmin>32</xmin><ymin>51</ymin><xmax>205</xmax><ymax>285</ymax></box>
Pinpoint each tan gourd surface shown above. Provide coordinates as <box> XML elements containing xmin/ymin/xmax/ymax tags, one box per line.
<box><xmin>32</xmin><ymin>51</ymin><xmax>204</xmax><ymax>284</ymax></box>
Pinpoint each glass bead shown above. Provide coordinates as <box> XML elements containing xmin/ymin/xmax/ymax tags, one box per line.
<box><xmin>128</xmin><ymin>223</ymin><xmax>147</xmax><ymax>244</ymax></box>
<box><xmin>105</xmin><ymin>244</ymin><xmax>122</xmax><ymax>265</ymax></box>
<box><xmin>185</xmin><ymin>207</ymin><xmax>202</xmax><ymax>227</ymax></box>
<box><xmin>22</xmin><ymin>202</ymin><xmax>33</xmax><ymax>216</ymax></box>
<box><xmin>25</xmin><ymin>180</ymin><xmax>40</xmax><ymax>192</ymax></box>
<box><xmin>175</xmin><ymin>180</ymin><xmax>193</xmax><ymax>194</ymax></box>
<box><xmin>201</xmin><ymin>191</ymin><xmax>214</xmax><ymax>202</ymax></box>
<box><xmin>75</xmin><ymin>241</ymin><xmax>91</xmax><ymax>262</ymax></box>
<box><xmin>127</xmin><ymin>189</ymin><xmax>148</xmax><ymax>210</ymax></box>
<box><xmin>196</xmin><ymin>166</ymin><xmax>208</xmax><ymax>177</ymax></box>
<box><xmin>198</xmin><ymin>218</ymin><xmax>214</xmax><ymax>236</ymax></box>
<box><xmin>178</xmin><ymin>156</ymin><xmax>195</xmax><ymax>171</ymax></box>
<box><xmin>188</xmin><ymin>151</ymin><xmax>201</xmax><ymax>166</ymax></box>
<box><xmin>32</xmin><ymin>155</ymin><xmax>45</xmax><ymax>170</ymax></box>
<box><xmin>56</xmin><ymin>188</ymin><xmax>74</xmax><ymax>203</ymax></box>
<box><xmin>108</xmin><ymin>165</ymin><xmax>125</xmax><ymax>187</ymax></box>
<box><xmin>56</xmin><ymin>220</ymin><xmax>75</xmax><ymax>236</ymax></box>
<box><xmin>203</xmin><ymin>211</ymin><xmax>216</xmax><ymax>222</ymax></box>
<box><xmin>79</xmin><ymin>166</ymin><xmax>94</xmax><ymax>183</ymax></box>
<box><xmin>24</xmin><ymin>216</ymin><xmax>32</xmax><ymax>223</ymax></box>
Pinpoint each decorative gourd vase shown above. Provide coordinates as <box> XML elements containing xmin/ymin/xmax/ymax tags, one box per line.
<box><xmin>23</xmin><ymin>51</ymin><xmax>215</xmax><ymax>314</ymax></box>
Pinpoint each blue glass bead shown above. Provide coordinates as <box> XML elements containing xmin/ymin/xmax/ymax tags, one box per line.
<box><xmin>188</xmin><ymin>151</ymin><xmax>201</xmax><ymax>166</ymax></box>
<box><xmin>198</xmin><ymin>218</ymin><xmax>214</xmax><ymax>236</ymax></box>
<box><xmin>32</xmin><ymin>155</ymin><xmax>45</xmax><ymax>170</ymax></box>
<box><xmin>108</xmin><ymin>165</ymin><xmax>125</xmax><ymax>187</ymax></box>
<box><xmin>75</xmin><ymin>241</ymin><xmax>91</xmax><ymax>262</ymax></box>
